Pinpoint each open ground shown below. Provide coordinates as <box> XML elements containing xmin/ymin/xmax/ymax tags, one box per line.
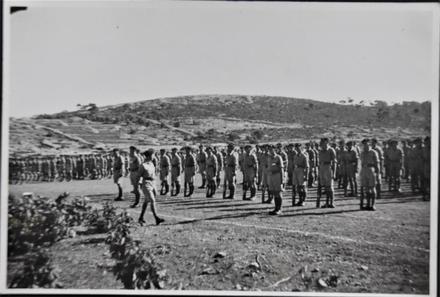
<box><xmin>8</xmin><ymin>173</ymin><xmax>430</xmax><ymax>294</ymax></box>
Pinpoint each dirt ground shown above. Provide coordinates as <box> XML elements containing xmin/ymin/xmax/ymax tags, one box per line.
<box><xmin>8</xmin><ymin>174</ymin><xmax>431</xmax><ymax>293</ymax></box>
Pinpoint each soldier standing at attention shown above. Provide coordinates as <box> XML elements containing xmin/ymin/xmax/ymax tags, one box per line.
<box><xmin>305</xmin><ymin>143</ymin><xmax>316</xmax><ymax>188</ymax></box>
<box><xmin>205</xmin><ymin>147</ymin><xmax>218</xmax><ymax>198</ymax></box>
<box><xmin>387</xmin><ymin>140</ymin><xmax>404</xmax><ymax>193</ymax></box>
<box><xmin>242</xmin><ymin>144</ymin><xmax>258</xmax><ymax>201</ymax></box>
<box><xmin>371</xmin><ymin>139</ymin><xmax>384</xmax><ymax>199</ymax></box>
<box><xmin>113</xmin><ymin>149</ymin><xmax>125</xmax><ymax>201</ymax></box>
<box><xmin>422</xmin><ymin>136</ymin><xmax>430</xmax><ymax>200</ymax></box>
<box><xmin>277</xmin><ymin>143</ymin><xmax>288</xmax><ymax>189</ymax></box>
<box><xmin>260</xmin><ymin>145</ymin><xmax>271</xmax><ymax>203</ymax></box>
<box><xmin>410</xmin><ymin>138</ymin><xmax>424</xmax><ymax>193</ymax></box>
<box><xmin>183</xmin><ymin>146</ymin><xmax>197</xmax><ymax>197</ymax></box>
<box><xmin>77</xmin><ymin>154</ymin><xmax>85</xmax><ymax>180</ymax></box>
<box><xmin>214</xmin><ymin>146</ymin><xmax>224</xmax><ymax>189</ymax></box>
<box><xmin>268</xmin><ymin>145</ymin><xmax>285</xmax><ymax>215</ymax></box>
<box><xmin>170</xmin><ymin>148</ymin><xmax>182</xmax><ymax>196</ymax></box>
<box><xmin>401</xmin><ymin>140</ymin><xmax>410</xmax><ymax>181</ymax></box>
<box><xmin>336</xmin><ymin>140</ymin><xmax>346</xmax><ymax>189</ymax></box>
<box><xmin>223</xmin><ymin>143</ymin><xmax>238</xmax><ymax>199</ymax></box>
<box><xmin>197</xmin><ymin>144</ymin><xmax>208</xmax><ymax>189</ymax></box>
<box><xmin>359</xmin><ymin>139</ymin><xmax>379</xmax><ymax>211</ymax></box>
<box><xmin>65</xmin><ymin>155</ymin><xmax>73</xmax><ymax>181</ymax></box>
<box><xmin>383</xmin><ymin>140</ymin><xmax>390</xmax><ymax>182</ymax></box>
<box><xmin>128</xmin><ymin>146</ymin><xmax>142</xmax><ymax>207</ymax></box>
<box><xmin>159</xmin><ymin>149</ymin><xmax>171</xmax><ymax>196</ymax></box>
<box><xmin>102</xmin><ymin>154</ymin><xmax>108</xmax><ymax>178</ymax></box>
<box><xmin>317</xmin><ymin>138</ymin><xmax>337</xmax><ymax>208</ymax></box>
<box><xmin>286</xmin><ymin>144</ymin><xmax>296</xmax><ymax>187</ymax></box>
<box><xmin>256</xmin><ymin>145</ymin><xmax>263</xmax><ymax>190</ymax></box>
<box><xmin>292</xmin><ymin>143</ymin><xmax>309</xmax><ymax>207</ymax></box>
<box><xmin>344</xmin><ymin>141</ymin><xmax>359</xmax><ymax>197</ymax></box>
<box><xmin>137</xmin><ymin>149</ymin><xmax>165</xmax><ymax>226</ymax></box>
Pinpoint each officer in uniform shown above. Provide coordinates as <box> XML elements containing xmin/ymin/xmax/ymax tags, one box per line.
<box><xmin>113</xmin><ymin>148</ymin><xmax>125</xmax><ymax>201</ymax></box>
<box><xmin>387</xmin><ymin>140</ymin><xmax>404</xmax><ymax>192</ymax></box>
<box><xmin>170</xmin><ymin>148</ymin><xmax>182</xmax><ymax>196</ymax></box>
<box><xmin>268</xmin><ymin>145</ymin><xmax>285</xmax><ymax>215</ymax></box>
<box><xmin>383</xmin><ymin>140</ymin><xmax>390</xmax><ymax>182</ymax></box>
<box><xmin>159</xmin><ymin>149</ymin><xmax>171</xmax><ymax>196</ymax></box>
<box><xmin>292</xmin><ymin>143</ymin><xmax>309</xmax><ymax>207</ymax></box>
<box><xmin>360</xmin><ymin>139</ymin><xmax>380</xmax><ymax>211</ymax></box>
<box><xmin>277</xmin><ymin>143</ymin><xmax>288</xmax><ymax>188</ymax></box>
<box><xmin>183</xmin><ymin>146</ymin><xmax>197</xmax><ymax>197</ymax></box>
<box><xmin>128</xmin><ymin>146</ymin><xmax>142</xmax><ymax>207</ymax></box>
<box><xmin>197</xmin><ymin>144</ymin><xmax>208</xmax><ymax>189</ymax></box>
<box><xmin>422</xmin><ymin>136</ymin><xmax>430</xmax><ymax>200</ymax></box>
<box><xmin>65</xmin><ymin>155</ymin><xmax>73</xmax><ymax>181</ymax></box>
<box><xmin>336</xmin><ymin>140</ymin><xmax>346</xmax><ymax>189</ymax></box>
<box><xmin>137</xmin><ymin>149</ymin><xmax>165</xmax><ymax>226</ymax></box>
<box><xmin>214</xmin><ymin>147</ymin><xmax>224</xmax><ymax>189</ymax></box>
<box><xmin>242</xmin><ymin>144</ymin><xmax>258</xmax><ymax>200</ymax></box>
<box><xmin>317</xmin><ymin>138</ymin><xmax>337</xmax><ymax>208</ymax></box>
<box><xmin>343</xmin><ymin>141</ymin><xmax>359</xmax><ymax>197</ymax></box>
<box><xmin>260</xmin><ymin>145</ymin><xmax>271</xmax><ymax>203</ymax></box>
<box><xmin>371</xmin><ymin>139</ymin><xmax>383</xmax><ymax>199</ymax></box>
<box><xmin>223</xmin><ymin>143</ymin><xmax>238</xmax><ymax>199</ymax></box>
<box><xmin>401</xmin><ymin>140</ymin><xmax>410</xmax><ymax>181</ymax></box>
<box><xmin>205</xmin><ymin>146</ymin><xmax>218</xmax><ymax>198</ymax></box>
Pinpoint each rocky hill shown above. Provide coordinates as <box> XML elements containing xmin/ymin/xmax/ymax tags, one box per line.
<box><xmin>9</xmin><ymin>95</ymin><xmax>430</xmax><ymax>156</ymax></box>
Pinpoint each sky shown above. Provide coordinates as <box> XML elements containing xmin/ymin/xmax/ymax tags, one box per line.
<box><xmin>5</xmin><ymin>0</ymin><xmax>439</xmax><ymax>117</ymax></box>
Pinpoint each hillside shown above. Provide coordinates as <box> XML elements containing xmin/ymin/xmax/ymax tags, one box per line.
<box><xmin>9</xmin><ymin>95</ymin><xmax>431</xmax><ymax>156</ymax></box>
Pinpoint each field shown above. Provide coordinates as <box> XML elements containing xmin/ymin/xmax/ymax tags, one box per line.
<box><xmin>8</xmin><ymin>174</ymin><xmax>431</xmax><ymax>294</ymax></box>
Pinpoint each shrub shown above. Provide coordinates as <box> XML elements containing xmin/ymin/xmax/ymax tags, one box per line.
<box><xmin>9</xmin><ymin>249</ymin><xmax>63</xmax><ymax>288</ymax></box>
<box><xmin>86</xmin><ymin>202</ymin><xmax>118</xmax><ymax>234</ymax></box>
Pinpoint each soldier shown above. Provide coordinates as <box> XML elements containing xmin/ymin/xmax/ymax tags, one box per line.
<box><xmin>410</xmin><ymin>138</ymin><xmax>424</xmax><ymax>193</ymax></box>
<box><xmin>159</xmin><ymin>149</ymin><xmax>171</xmax><ymax>196</ymax></box>
<box><xmin>292</xmin><ymin>143</ymin><xmax>309</xmax><ymax>206</ymax></box>
<box><xmin>387</xmin><ymin>140</ymin><xmax>404</xmax><ymax>192</ymax></box>
<box><xmin>102</xmin><ymin>154</ymin><xmax>108</xmax><ymax>178</ymax></box>
<box><xmin>277</xmin><ymin>143</ymin><xmax>288</xmax><ymax>188</ymax></box>
<box><xmin>49</xmin><ymin>156</ymin><xmax>57</xmax><ymax>182</ymax></box>
<box><xmin>260</xmin><ymin>145</ymin><xmax>271</xmax><ymax>203</ymax></box>
<box><xmin>223</xmin><ymin>143</ymin><xmax>238</xmax><ymax>199</ymax></box>
<box><xmin>371</xmin><ymin>139</ymin><xmax>383</xmax><ymax>199</ymax></box>
<box><xmin>359</xmin><ymin>139</ymin><xmax>379</xmax><ymax>211</ymax></box>
<box><xmin>343</xmin><ymin>141</ymin><xmax>359</xmax><ymax>197</ymax></box>
<box><xmin>77</xmin><ymin>154</ymin><xmax>85</xmax><ymax>180</ymax></box>
<box><xmin>90</xmin><ymin>154</ymin><xmax>98</xmax><ymax>179</ymax></box>
<box><xmin>183</xmin><ymin>146</ymin><xmax>197</xmax><ymax>197</ymax></box>
<box><xmin>256</xmin><ymin>145</ymin><xmax>264</xmax><ymax>190</ymax></box>
<box><xmin>383</xmin><ymin>140</ymin><xmax>390</xmax><ymax>182</ymax></box>
<box><xmin>196</xmin><ymin>144</ymin><xmax>208</xmax><ymax>189</ymax></box>
<box><xmin>286</xmin><ymin>144</ymin><xmax>296</xmax><ymax>187</ymax></box>
<box><xmin>422</xmin><ymin>136</ymin><xmax>430</xmax><ymax>200</ymax></box>
<box><xmin>137</xmin><ymin>149</ymin><xmax>165</xmax><ymax>226</ymax></box>
<box><xmin>113</xmin><ymin>148</ymin><xmax>125</xmax><ymax>201</ymax></box>
<box><xmin>128</xmin><ymin>146</ymin><xmax>142</xmax><ymax>207</ymax></box>
<box><xmin>214</xmin><ymin>147</ymin><xmax>223</xmax><ymax>189</ymax></box>
<box><xmin>401</xmin><ymin>140</ymin><xmax>410</xmax><ymax>181</ymax></box>
<box><xmin>242</xmin><ymin>144</ymin><xmax>258</xmax><ymax>200</ymax></box>
<box><xmin>305</xmin><ymin>142</ymin><xmax>316</xmax><ymax>188</ymax></box>
<box><xmin>65</xmin><ymin>155</ymin><xmax>73</xmax><ymax>181</ymax></box>
<box><xmin>336</xmin><ymin>140</ymin><xmax>346</xmax><ymax>189</ymax></box>
<box><xmin>107</xmin><ymin>154</ymin><xmax>114</xmax><ymax>179</ymax></box>
<box><xmin>205</xmin><ymin>147</ymin><xmax>218</xmax><ymax>198</ymax></box>
<box><xmin>268</xmin><ymin>145</ymin><xmax>285</xmax><ymax>215</ymax></box>
<box><xmin>123</xmin><ymin>152</ymin><xmax>130</xmax><ymax>177</ymax></box>
<box><xmin>170</xmin><ymin>148</ymin><xmax>182</xmax><ymax>196</ymax></box>
<box><xmin>317</xmin><ymin>138</ymin><xmax>337</xmax><ymax>208</ymax></box>
<box><xmin>56</xmin><ymin>155</ymin><xmax>66</xmax><ymax>182</ymax></box>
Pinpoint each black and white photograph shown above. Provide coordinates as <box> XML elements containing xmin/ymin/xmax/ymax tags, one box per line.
<box><xmin>1</xmin><ymin>0</ymin><xmax>439</xmax><ymax>295</ymax></box>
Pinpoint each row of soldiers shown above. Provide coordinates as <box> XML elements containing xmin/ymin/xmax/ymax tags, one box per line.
<box><xmin>113</xmin><ymin>136</ymin><xmax>430</xmax><ymax>215</ymax></box>
<box><xmin>8</xmin><ymin>153</ymin><xmax>122</xmax><ymax>183</ymax></box>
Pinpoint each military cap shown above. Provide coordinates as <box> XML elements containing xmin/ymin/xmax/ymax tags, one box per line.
<box><xmin>346</xmin><ymin>141</ymin><xmax>353</xmax><ymax>146</ymax></box>
<box><xmin>276</xmin><ymin>143</ymin><xmax>282</xmax><ymax>147</ymax></box>
<box><xmin>389</xmin><ymin>139</ymin><xmax>398</xmax><ymax>145</ymax></box>
<box><xmin>227</xmin><ymin>143</ymin><xmax>235</xmax><ymax>148</ymax></box>
<box><xmin>294</xmin><ymin>143</ymin><xmax>302</xmax><ymax>148</ymax></box>
<box><xmin>206</xmin><ymin>146</ymin><xmax>212</xmax><ymax>151</ymax></box>
<box><xmin>113</xmin><ymin>148</ymin><xmax>119</xmax><ymax>152</ymax></box>
<box><xmin>160</xmin><ymin>148</ymin><xmax>165</xmax><ymax>152</ymax></box>
<box><xmin>143</xmin><ymin>149</ymin><xmax>154</xmax><ymax>159</ymax></box>
<box><xmin>320</xmin><ymin>138</ymin><xmax>329</xmax><ymax>143</ymax></box>
<box><xmin>171</xmin><ymin>147</ymin><xmax>178</xmax><ymax>151</ymax></box>
<box><xmin>129</xmin><ymin>145</ymin><xmax>137</xmax><ymax>150</ymax></box>
<box><xmin>244</xmin><ymin>144</ymin><xmax>252</xmax><ymax>149</ymax></box>
<box><xmin>287</xmin><ymin>143</ymin><xmax>294</xmax><ymax>147</ymax></box>
<box><xmin>361</xmin><ymin>138</ymin><xmax>370</xmax><ymax>144</ymax></box>
<box><xmin>371</xmin><ymin>138</ymin><xmax>378</xmax><ymax>143</ymax></box>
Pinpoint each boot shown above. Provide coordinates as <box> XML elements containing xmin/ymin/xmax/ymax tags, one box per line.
<box><xmin>223</xmin><ymin>184</ymin><xmax>228</xmax><ymax>199</ymax></box>
<box><xmin>228</xmin><ymin>187</ymin><xmax>235</xmax><ymax>199</ymax></box>
<box><xmin>329</xmin><ymin>190</ymin><xmax>335</xmax><ymax>208</ymax></box>
<box><xmin>250</xmin><ymin>187</ymin><xmax>256</xmax><ymax>200</ymax></box>
<box><xmin>130</xmin><ymin>191</ymin><xmax>140</xmax><ymax>208</ymax></box>
<box><xmin>354</xmin><ymin>181</ymin><xmax>358</xmax><ymax>197</ymax></box>
<box><xmin>115</xmin><ymin>186</ymin><xmax>123</xmax><ymax>201</ymax></box>
<box><xmin>198</xmin><ymin>178</ymin><xmax>206</xmax><ymax>189</ymax></box>
<box><xmin>370</xmin><ymin>192</ymin><xmax>376</xmax><ymax>211</ymax></box>
<box><xmin>261</xmin><ymin>189</ymin><xmax>266</xmax><ymax>203</ymax></box>
<box><xmin>189</xmin><ymin>183</ymin><xmax>195</xmax><ymax>197</ymax></box>
<box><xmin>175</xmin><ymin>181</ymin><xmax>181</xmax><ymax>196</ymax></box>
<box><xmin>360</xmin><ymin>192</ymin><xmax>365</xmax><ymax>210</ymax></box>
<box><xmin>376</xmin><ymin>184</ymin><xmax>381</xmax><ymax>199</ymax></box>
<box><xmin>292</xmin><ymin>187</ymin><xmax>297</xmax><ymax>206</ymax></box>
<box><xmin>164</xmin><ymin>182</ymin><xmax>169</xmax><ymax>195</ymax></box>
<box><xmin>184</xmin><ymin>183</ymin><xmax>189</xmax><ymax>197</ymax></box>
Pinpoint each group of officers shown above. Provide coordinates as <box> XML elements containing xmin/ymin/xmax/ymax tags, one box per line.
<box><xmin>107</xmin><ymin>136</ymin><xmax>430</xmax><ymax>223</ymax></box>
